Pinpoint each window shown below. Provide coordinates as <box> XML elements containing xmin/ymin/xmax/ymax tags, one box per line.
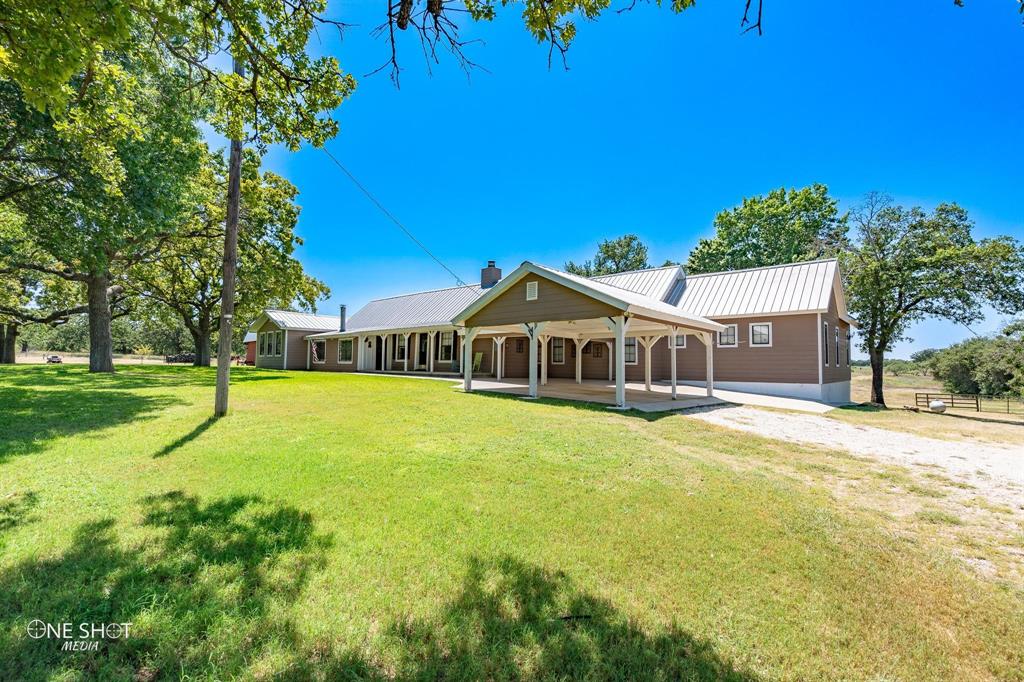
<box><xmin>311</xmin><ymin>340</ymin><xmax>326</xmax><ymax>364</ymax></box>
<box><xmin>552</xmin><ymin>338</ymin><xmax>564</xmax><ymax>364</ymax></box>
<box><xmin>718</xmin><ymin>324</ymin><xmax>737</xmax><ymax>348</ymax></box>
<box><xmin>276</xmin><ymin>331</ymin><xmax>283</xmax><ymax>356</ymax></box>
<box><xmin>515</xmin><ymin>339</ymin><xmax>524</xmax><ymax>353</ymax></box>
<box><xmin>439</xmin><ymin>332</ymin><xmax>454</xmax><ymax>361</ymax></box>
<box><xmin>593</xmin><ymin>344</ymin><xmax>603</xmax><ymax>359</ymax></box>
<box><xmin>624</xmin><ymin>337</ymin><xmax>638</xmax><ymax>364</ymax></box>
<box><xmin>395</xmin><ymin>334</ymin><xmax>406</xmax><ymax>361</ymax></box>
<box><xmin>673</xmin><ymin>334</ymin><xmax>686</xmax><ymax>349</ymax></box>
<box><xmin>268</xmin><ymin>331</ymin><xmax>276</xmax><ymax>356</ymax></box>
<box><xmin>749</xmin><ymin>322</ymin><xmax>772</xmax><ymax>347</ymax></box>
<box><xmin>258</xmin><ymin>333</ymin><xmax>265</xmax><ymax>356</ymax></box>
<box><xmin>338</xmin><ymin>338</ymin><xmax>353</xmax><ymax>363</ymax></box>
<box><xmin>525</xmin><ymin>281</ymin><xmax>538</xmax><ymax>301</ymax></box>
<box><xmin>823</xmin><ymin>322</ymin><xmax>829</xmax><ymax>366</ymax></box>
<box><xmin>835</xmin><ymin>327</ymin><xmax>840</xmax><ymax>367</ymax></box>
<box><xmin>846</xmin><ymin>331</ymin><xmax>852</xmax><ymax>366</ymax></box>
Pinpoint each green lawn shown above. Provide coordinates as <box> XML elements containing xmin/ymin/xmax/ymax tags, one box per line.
<box><xmin>1</xmin><ymin>365</ymin><xmax>1022</xmax><ymax>681</ymax></box>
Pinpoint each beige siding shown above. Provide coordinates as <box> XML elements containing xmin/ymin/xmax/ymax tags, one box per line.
<box><xmin>309</xmin><ymin>336</ymin><xmax>361</xmax><ymax>373</ymax></box>
<box><xmin>465</xmin><ymin>276</ymin><xmax>621</xmax><ymax>328</ymax></box>
<box><xmin>254</xmin><ymin>319</ymin><xmax>284</xmax><ymax>369</ymax></box>
<box><xmin>673</xmin><ymin>314</ymin><xmax>819</xmax><ymax>384</ymax></box>
<box><xmin>822</xmin><ymin>296</ymin><xmax>852</xmax><ymax>384</ymax></box>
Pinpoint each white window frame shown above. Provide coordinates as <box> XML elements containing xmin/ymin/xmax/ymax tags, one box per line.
<box><xmin>268</xmin><ymin>331</ymin><xmax>276</xmax><ymax>356</ymax></box>
<box><xmin>551</xmin><ymin>337</ymin><xmax>565</xmax><ymax>364</ymax></box>
<box><xmin>717</xmin><ymin>324</ymin><xmax>738</xmax><ymax>348</ymax></box>
<box><xmin>525</xmin><ymin>281</ymin><xmax>538</xmax><ymax>301</ymax></box>
<box><xmin>258</xmin><ymin>333</ymin><xmax>265</xmax><ymax>357</ymax></box>
<box><xmin>749</xmin><ymin>322</ymin><xmax>772</xmax><ymax>348</ymax></box>
<box><xmin>823</xmin><ymin>322</ymin><xmax>829</xmax><ymax>366</ymax></box>
<box><xmin>395</xmin><ymin>334</ymin><xmax>406</xmax><ymax>361</ymax></box>
<box><xmin>338</xmin><ymin>338</ymin><xmax>353</xmax><ymax>364</ymax></box>
<box><xmin>310</xmin><ymin>340</ymin><xmax>326</xmax><ymax>364</ymax></box>
<box><xmin>275</xmin><ymin>330</ymin><xmax>283</xmax><ymax>357</ymax></box>
<box><xmin>439</xmin><ymin>331</ymin><xmax>454</xmax><ymax>362</ymax></box>
<box><xmin>624</xmin><ymin>337</ymin><xmax>638</xmax><ymax>365</ymax></box>
<box><xmin>673</xmin><ymin>334</ymin><xmax>686</xmax><ymax>349</ymax></box>
<box><xmin>846</xmin><ymin>330</ymin><xmax>852</xmax><ymax>367</ymax></box>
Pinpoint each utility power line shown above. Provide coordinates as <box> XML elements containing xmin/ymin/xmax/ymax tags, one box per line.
<box><xmin>321</xmin><ymin>147</ymin><xmax>473</xmax><ymax>289</ymax></box>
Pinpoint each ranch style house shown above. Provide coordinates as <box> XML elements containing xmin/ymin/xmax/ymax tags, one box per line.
<box><xmin>248</xmin><ymin>259</ymin><xmax>855</xmax><ymax>406</ymax></box>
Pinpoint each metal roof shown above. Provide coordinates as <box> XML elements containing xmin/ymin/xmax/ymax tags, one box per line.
<box><xmin>309</xmin><ymin>284</ymin><xmax>484</xmax><ymax>338</ymax></box>
<box><xmin>243</xmin><ymin>332</ymin><xmax>257</xmax><ymax>344</ymax></box>
<box><xmin>675</xmin><ymin>259</ymin><xmax>839</xmax><ymax>318</ymax></box>
<box><xmin>591</xmin><ymin>266</ymin><xmax>682</xmax><ymax>300</ymax></box>
<box><xmin>261</xmin><ymin>309</ymin><xmax>340</xmax><ymax>332</ymax></box>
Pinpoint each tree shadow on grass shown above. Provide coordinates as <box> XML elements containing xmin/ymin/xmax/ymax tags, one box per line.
<box><xmin>0</xmin><ymin>364</ymin><xmax>287</xmax><ymax>391</ymax></box>
<box><xmin>151</xmin><ymin>417</ymin><xmax>217</xmax><ymax>458</ymax></box>
<box><xmin>0</xmin><ymin>491</ymin><xmax>38</xmax><ymax>539</ymax></box>
<box><xmin>315</xmin><ymin>556</ymin><xmax>758</xmax><ymax>681</ymax></box>
<box><xmin>0</xmin><ymin>491</ymin><xmax>332</xmax><ymax>681</ymax></box>
<box><xmin>0</xmin><ymin>384</ymin><xmax>181</xmax><ymax>461</ymax></box>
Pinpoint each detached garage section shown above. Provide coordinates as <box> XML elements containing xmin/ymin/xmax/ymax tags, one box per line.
<box><xmin>248</xmin><ymin>310</ymin><xmax>339</xmax><ymax>370</ymax></box>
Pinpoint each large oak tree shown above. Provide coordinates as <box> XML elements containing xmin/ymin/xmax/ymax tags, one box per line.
<box><xmin>841</xmin><ymin>193</ymin><xmax>1024</xmax><ymax>406</ymax></box>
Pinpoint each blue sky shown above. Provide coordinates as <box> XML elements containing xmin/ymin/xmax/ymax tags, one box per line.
<box><xmin>253</xmin><ymin>0</ymin><xmax>1023</xmax><ymax>358</ymax></box>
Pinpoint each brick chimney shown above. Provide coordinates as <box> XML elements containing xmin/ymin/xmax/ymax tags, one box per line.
<box><xmin>480</xmin><ymin>261</ymin><xmax>501</xmax><ymax>289</ymax></box>
<box><xmin>339</xmin><ymin>304</ymin><xmax>346</xmax><ymax>332</ymax></box>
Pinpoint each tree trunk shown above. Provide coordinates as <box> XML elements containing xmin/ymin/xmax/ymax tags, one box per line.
<box><xmin>192</xmin><ymin>316</ymin><xmax>212</xmax><ymax>367</ymax></box>
<box><xmin>87</xmin><ymin>273</ymin><xmax>115</xmax><ymax>372</ymax></box>
<box><xmin>0</xmin><ymin>323</ymin><xmax>15</xmax><ymax>364</ymax></box>
<box><xmin>869</xmin><ymin>347</ymin><xmax>886</xmax><ymax>406</ymax></box>
<box><xmin>214</xmin><ymin>54</ymin><xmax>245</xmax><ymax>417</ymax></box>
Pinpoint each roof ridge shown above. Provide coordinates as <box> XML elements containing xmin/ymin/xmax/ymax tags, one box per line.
<box><xmin>266</xmin><ymin>308</ymin><xmax>337</xmax><ymax>318</ymax></box>
<box><xmin>684</xmin><ymin>258</ymin><xmax>837</xmax><ymax>279</ymax></box>
<box><xmin>590</xmin><ymin>264</ymin><xmax>681</xmax><ymax>278</ymax></box>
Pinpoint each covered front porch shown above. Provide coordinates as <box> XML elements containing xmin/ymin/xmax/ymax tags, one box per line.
<box><xmin>465</xmin><ymin>377</ymin><xmax>725</xmax><ymax>412</ymax></box>
<box><xmin>451</xmin><ymin>262</ymin><xmax>727</xmax><ymax>409</ymax></box>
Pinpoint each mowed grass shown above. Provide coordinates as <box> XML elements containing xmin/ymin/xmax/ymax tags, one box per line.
<box><xmin>1</xmin><ymin>366</ymin><xmax>1022</xmax><ymax>681</ymax></box>
<box><xmin>828</xmin><ymin>367</ymin><xmax>1024</xmax><ymax>446</ymax></box>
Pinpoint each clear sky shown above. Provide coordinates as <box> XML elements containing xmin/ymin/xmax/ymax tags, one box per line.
<box><xmin>252</xmin><ymin>0</ymin><xmax>1024</xmax><ymax>358</ymax></box>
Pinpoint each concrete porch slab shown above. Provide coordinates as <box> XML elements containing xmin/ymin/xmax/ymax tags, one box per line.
<box><xmin>464</xmin><ymin>378</ymin><xmax>726</xmax><ymax>413</ymax></box>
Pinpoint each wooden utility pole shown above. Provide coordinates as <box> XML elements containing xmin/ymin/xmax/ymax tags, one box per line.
<box><xmin>214</xmin><ymin>54</ymin><xmax>245</xmax><ymax>417</ymax></box>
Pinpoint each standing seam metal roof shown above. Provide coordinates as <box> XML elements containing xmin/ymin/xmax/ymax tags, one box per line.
<box><xmin>263</xmin><ymin>310</ymin><xmax>340</xmax><ymax>331</ymax></box>
<box><xmin>675</xmin><ymin>260</ymin><xmax>838</xmax><ymax>318</ymax></box>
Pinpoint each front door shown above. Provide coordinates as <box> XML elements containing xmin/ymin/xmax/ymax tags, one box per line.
<box><xmin>374</xmin><ymin>337</ymin><xmax>383</xmax><ymax>370</ymax></box>
<box><xmin>419</xmin><ymin>335</ymin><xmax>428</xmax><ymax>367</ymax></box>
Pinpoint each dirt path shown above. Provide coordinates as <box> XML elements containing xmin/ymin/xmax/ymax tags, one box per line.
<box><xmin>685</xmin><ymin>405</ymin><xmax>1024</xmax><ymax>509</ymax></box>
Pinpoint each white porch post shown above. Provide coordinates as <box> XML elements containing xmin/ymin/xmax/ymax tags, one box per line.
<box><xmin>494</xmin><ymin>336</ymin><xmax>506</xmax><ymax>380</ymax></box>
<box><xmin>605</xmin><ymin>341</ymin><xmax>613</xmax><ymax>381</ymax></box>
<box><xmin>463</xmin><ymin>327</ymin><xmax>479</xmax><ymax>391</ymax></box>
<box><xmin>427</xmin><ymin>331</ymin><xmax>436</xmax><ymax>373</ymax></box>
<box><xmin>575</xmin><ymin>337</ymin><xmax>587</xmax><ymax>384</ymax></box>
<box><xmin>411</xmin><ymin>332</ymin><xmax>418</xmax><ymax>370</ymax></box>
<box><xmin>603</xmin><ymin>316</ymin><xmax>630</xmax><ymax>409</ymax></box>
<box><xmin>637</xmin><ymin>336</ymin><xmax>662</xmax><ymax>392</ymax></box>
<box><xmin>669</xmin><ymin>326</ymin><xmax>679</xmax><ymax>400</ymax></box>
<box><xmin>458</xmin><ymin>331</ymin><xmax>464</xmax><ymax>373</ymax></box>
<box><xmin>382</xmin><ymin>334</ymin><xmax>390</xmax><ymax>371</ymax></box>
<box><xmin>700</xmin><ymin>331</ymin><xmax>714</xmax><ymax>397</ymax></box>
<box><xmin>521</xmin><ymin>322</ymin><xmax>547</xmax><ymax>398</ymax></box>
<box><xmin>402</xmin><ymin>332</ymin><xmax>411</xmax><ymax>372</ymax></box>
<box><xmin>306</xmin><ymin>340</ymin><xmax>311</xmax><ymax>370</ymax></box>
<box><xmin>539</xmin><ymin>334</ymin><xmax>549</xmax><ymax>385</ymax></box>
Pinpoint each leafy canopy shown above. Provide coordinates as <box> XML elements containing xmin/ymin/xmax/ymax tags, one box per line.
<box><xmin>686</xmin><ymin>184</ymin><xmax>849</xmax><ymax>274</ymax></box>
<box><xmin>840</xmin><ymin>192</ymin><xmax>1024</xmax><ymax>404</ymax></box>
<box><xmin>565</xmin><ymin>234</ymin><xmax>651</xmax><ymax>277</ymax></box>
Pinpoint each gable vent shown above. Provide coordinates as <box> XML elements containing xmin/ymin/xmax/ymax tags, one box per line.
<box><xmin>526</xmin><ymin>281</ymin><xmax>538</xmax><ymax>301</ymax></box>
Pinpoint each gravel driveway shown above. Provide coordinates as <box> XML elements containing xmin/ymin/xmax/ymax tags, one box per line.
<box><xmin>686</xmin><ymin>405</ymin><xmax>1024</xmax><ymax>508</ymax></box>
